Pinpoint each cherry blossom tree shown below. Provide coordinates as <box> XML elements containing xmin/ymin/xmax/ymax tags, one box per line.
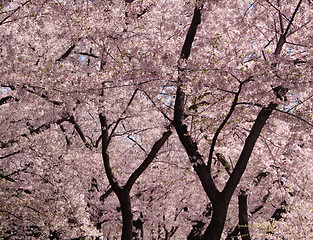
<box><xmin>171</xmin><ymin>0</ymin><xmax>312</xmax><ymax>239</ymax></box>
<box><xmin>1</xmin><ymin>0</ymin><xmax>313</xmax><ymax>239</ymax></box>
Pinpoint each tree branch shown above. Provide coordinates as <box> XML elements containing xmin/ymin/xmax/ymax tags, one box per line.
<box><xmin>108</xmin><ymin>89</ymin><xmax>138</xmax><ymax>143</ymax></box>
<box><xmin>0</xmin><ymin>96</ymin><xmax>14</xmax><ymax>105</ymax></box>
<box><xmin>99</xmin><ymin>187</ymin><xmax>113</xmax><ymax>202</ymax></box>
<box><xmin>76</xmin><ymin>52</ymin><xmax>99</xmax><ymax>58</ymax></box>
<box><xmin>173</xmin><ymin>2</ymin><xmax>220</xmax><ymax>202</ymax></box>
<box><xmin>274</xmin><ymin>0</ymin><xmax>303</xmax><ymax>56</ymax></box>
<box><xmin>180</xmin><ymin>5</ymin><xmax>203</xmax><ymax>59</ymax></box>
<box><xmin>26</xmin><ymin>88</ymin><xmax>62</xmax><ymax>106</ymax></box>
<box><xmin>0</xmin><ymin>210</ymin><xmax>22</xmax><ymax>220</ymax></box>
<box><xmin>124</xmin><ymin>130</ymin><xmax>172</xmax><ymax>192</ymax></box>
<box><xmin>265</xmin><ymin>0</ymin><xmax>290</xmax><ymax>24</ymax></box>
<box><xmin>174</xmin><ymin>87</ymin><xmax>220</xmax><ymax>202</ymax></box>
<box><xmin>222</xmin><ymin>103</ymin><xmax>277</xmax><ymax>201</ymax></box>
<box><xmin>0</xmin><ymin>0</ymin><xmax>30</xmax><ymax>26</ymax></box>
<box><xmin>127</xmin><ymin>135</ymin><xmax>146</xmax><ymax>153</ymax></box>
<box><xmin>56</xmin><ymin>39</ymin><xmax>80</xmax><ymax>61</ymax></box>
<box><xmin>208</xmin><ymin>79</ymin><xmax>252</xmax><ymax>168</ymax></box>
<box><xmin>0</xmin><ymin>172</ymin><xmax>15</xmax><ymax>182</ymax></box>
<box><xmin>284</xmin><ymin>0</ymin><xmax>303</xmax><ymax>36</ymax></box>
<box><xmin>99</xmin><ymin>112</ymin><xmax>121</xmax><ymax>194</ymax></box>
<box><xmin>274</xmin><ymin>108</ymin><xmax>313</xmax><ymax>128</ymax></box>
<box><xmin>0</xmin><ymin>150</ymin><xmax>21</xmax><ymax>160</ymax></box>
<box><xmin>29</xmin><ymin>116</ymin><xmax>69</xmax><ymax>134</ymax></box>
<box><xmin>68</xmin><ymin>115</ymin><xmax>91</xmax><ymax>148</ymax></box>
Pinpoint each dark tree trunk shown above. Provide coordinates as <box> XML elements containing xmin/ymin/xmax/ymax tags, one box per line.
<box><xmin>202</xmin><ymin>201</ymin><xmax>228</xmax><ymax>240</ymax></box>
<box><xmin>119</xmin><ymin>192</ymin><xmax>133</xmax><ymax>240</ymax></box>
<box><xmin>238</xmin><ymin>191</ymin><xmax>251</xmax><ymax>240</ymax></box>
<box><xmin>226</xmin><ymin>191</ymin><xmax>251</xmax><ymax>240</ymax></box>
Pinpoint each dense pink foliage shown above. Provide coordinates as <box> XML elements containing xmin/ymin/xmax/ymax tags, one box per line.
<box><xmin>1</xmin><ymin>0</ymin><xmax>312</xmax><ymax>239</ymax></box>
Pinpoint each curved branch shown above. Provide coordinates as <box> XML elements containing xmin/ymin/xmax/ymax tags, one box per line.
<box><xmin>0</xmin><ymin>96</ymin><xmax>14</xmax><ymax>105</ymax></box>
<box><xmin>275</xmin><ymin>108</ymin><xmax>313</xmax><ymax>128</ymax></box>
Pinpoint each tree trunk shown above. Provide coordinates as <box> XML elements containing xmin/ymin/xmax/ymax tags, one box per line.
<box><xmin>202</xmin><ymin>202</ymin><xmax>228</xmax><ymax>240</ymax></box>
<box><xmin>119</xmin><ymin>192</ymin><xmax>133</xmax><ymax>240</ymax></box>
<box><xmin>238</xmin><ymin>191</ymin><xmax>251</xmax><ymax>240</ymax></box>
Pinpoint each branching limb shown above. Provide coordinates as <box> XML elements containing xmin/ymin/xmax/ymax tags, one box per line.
<box><xmin>124</xmin><ymin>130</ymin><xmax>172</xmax><ymax>192</ymax></box>
<box><xmin>208</xmin><ymin>78</ymin><xmax>253</xmax><ymax>168</ymax></box>
<box><xmin>274</xmin><ymin>0</ymin><xmax>303</xmax><ymax>56</ymax></box>
<box><xmin>108</xmin><ymin>89</ymin><xmax>138</xmax><ymax>143</ymax></box>
<box><xmin>174</xmin><ymin>86</ymin><xmax>220</xmax><ymax>201</ymax></box>
<box><xmin>173</xmin><ymin>3</ymin><xmax>220</xmax><ymax>202</ymax></box>
<box><xmin>265</xmin><ymin>0</ymin><xmax>290</xmax><ymax>25</ymax></box>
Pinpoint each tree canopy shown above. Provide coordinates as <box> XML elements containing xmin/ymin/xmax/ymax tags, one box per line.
<box><xmin>1</xmin><ymin>0</ymin><xmax>313</xmax><ymax>239</ymax></box>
